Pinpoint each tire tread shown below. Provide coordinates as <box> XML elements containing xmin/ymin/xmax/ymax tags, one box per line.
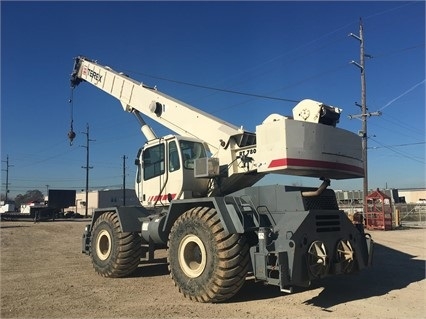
<box><xmin>91</xmin><ymin>212</ymin><xmax>142</xmax><ymax>278</ymax></box>
<box><xmin>168</xmin><ymin>206</ymin><xmax>249</xmax><ymax>303</ymax></box>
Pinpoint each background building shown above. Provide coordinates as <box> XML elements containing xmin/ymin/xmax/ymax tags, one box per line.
<box><xmin>71</xmin><ymin>189</ymin><xmax>141</xmax><ymax>216</ymax></box>
<box><xmin>397</xmin><ymin>188</ymin><xmax>426</xmax><ymax>204</ymax></box>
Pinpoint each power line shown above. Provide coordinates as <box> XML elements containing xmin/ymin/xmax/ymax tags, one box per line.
<box><xmin>128</xmin><ymin>38</ymin><xmax>349</xmax><ymax>107</ymax></box>
<box><xmin>131</xmin><ymin>71</ymin><xmax>300</xmax><ymax>103</ymax></box>
<box><xmin>378</xmin><ymin>79</ymin><xmax>425</xmax><ymax>112</ymax></box>
<box><xmin>372</xmin><ymin>43</ymin><xmax>425</xmax><ymax>59</ymax></box>
<box><xmin>364</xmin><ymin>1</ymin><xmax>419</xmax><ymax>20</ymax></box>
<box><xmin>210</xmin><ymin>65</ymin><xmax>350</xmax><ymax>115</ymax></box>
<box><xmin>194</xmin><ymin>36</ymin><xmax>349</xmax><ymax>103</ymax></box>
<box><xmin>369</xmin><ymin>137</ymin><xmax>425</xmax><ymax>164</ymax></box>
<box><xmin>374</xmin><ymin>113</ymin><xmax>424</xmax><ymax>138</ymax></box>
<box><xmin>122</xmin><ymin>16</ymin><xmax>422</xmax><ymax>114</ymax></box>
<box><xmin>18</xmin><ymin>147</ymin><xmax>79</xmax><ymax>169</ymax></box>
<box><xmin>129</xmin><ymin>27</ymin><xmax>351</xmax><ymax>103</ymax></box>
<box><xmin>368</xmin><ymin>141</ymin><xmax>426</xmax><ymax>149</ymax></box>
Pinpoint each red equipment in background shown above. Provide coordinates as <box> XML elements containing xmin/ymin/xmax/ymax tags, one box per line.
<box><xmin>365</xmin><ymin>189</ymin><xmax>393</xmax><ymax>230</ymax></box>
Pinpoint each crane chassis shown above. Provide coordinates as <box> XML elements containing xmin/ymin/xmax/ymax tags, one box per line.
<box><xmin>70</xmin><ymin>56</ymin><xmax>373</xmax><ymax>303</ymax></box>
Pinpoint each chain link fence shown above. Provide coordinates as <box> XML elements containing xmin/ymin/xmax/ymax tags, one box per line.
<box><xmin>339</xmin><ymin>203</ymin><xmax>426</xmax><ymax>228</ymax></box>
<box><xmin>396</xmin><ymin>203</ymin><xmax>426</xmax><ymax>227</ymax></box>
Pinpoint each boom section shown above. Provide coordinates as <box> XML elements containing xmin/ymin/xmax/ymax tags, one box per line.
<box><xmin>70</xmin><ymin>56</ymin><xmax>250</xmax><ymax>154</ymax></box>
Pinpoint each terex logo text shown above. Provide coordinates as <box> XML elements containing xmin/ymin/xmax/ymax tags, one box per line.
<box><xmin>82</xmin><ymin>66</ymin><xmax>102</xmax><ymax>82</ymax></box>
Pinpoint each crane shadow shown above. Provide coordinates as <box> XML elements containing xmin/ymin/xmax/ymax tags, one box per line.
<box><xmin>0</xmin><ymin>225</ymin><xmax>30</xmax><ymax>229</ymax></box>
<box><xmin>231</xmin><ymin>242</ymin><xmax>425</xmax><ymax>305</ymax></box>
<box><xmin>303</xmin><ymin>242</ymin><xmax>425</xmax><ymax>309</ymax></box>
<box><xmin>131</xmin><ymin>257</ymin><xmax>169</xmax><ymax>277</ymax></box>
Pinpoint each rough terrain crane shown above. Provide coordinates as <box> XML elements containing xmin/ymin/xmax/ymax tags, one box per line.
<box><xmin>70</xmin><ymin>56</ymin><xmax>373</xmax><ymax>303</ymax></box>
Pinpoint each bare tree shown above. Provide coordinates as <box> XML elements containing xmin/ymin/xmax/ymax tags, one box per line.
<box><xmin>14</xmin><ymin>190</ymin><xmax>44</xmax><ymax>208</ymax></box>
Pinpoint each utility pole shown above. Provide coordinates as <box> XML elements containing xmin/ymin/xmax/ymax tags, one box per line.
<box><xmin>349</xmin><ymin>19</ymin><xmax>380</xmax><ymax>216</ymax></box>
<box><xmin>81</xmin><ymin>124</ymin><xmax>94</xmax><ymax>218</ymax></box>
<box><xmin>122</xmin><ymin>155</ymin><xmax>127</xmax><ymax>206</ymax></box>
<box><xmin>2</xmin><ymin>155</ymin><xmax>13</xmax><ymax>202</ymax></box>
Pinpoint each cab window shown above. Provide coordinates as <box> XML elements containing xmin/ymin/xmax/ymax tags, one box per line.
<box><xmin>169</xmin><ymin>141</ymin><xmax>180</xmax><ymax>172</ymax></box>
<box><xmin>179</xmin><ymin>141</ymin><xmax>206</xmax><ymax>169</ymax></box>
<box><xmin>143</xmin><ymin>143</ymin><xmax>165</xmax><ymax>180</ymax></box>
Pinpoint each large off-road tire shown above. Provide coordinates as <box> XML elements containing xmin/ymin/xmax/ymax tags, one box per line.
<box><xmin>167</xmin><ymin>206</ymin><xmax>249</xmax><ymax>303</ymax></box>
<box><xmin>90</xmin><ymin>211</ymin><xmax>142</xmax><ymax>277</ymax></box>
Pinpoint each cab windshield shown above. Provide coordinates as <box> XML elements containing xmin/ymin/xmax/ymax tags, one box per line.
<box><xmin>179</xmin><ymin>141</ymin><xmax>206</xmax><ymax>169</ymax></box>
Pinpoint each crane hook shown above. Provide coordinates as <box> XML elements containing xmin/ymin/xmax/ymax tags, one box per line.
<box><xmin>68</xmin><ymin>124</ymin><xmax>76</xmax><ymax>146</ymax></box>
<box><xmin>68</xmin><ymin>88</ymin><xmax>76</xmax><ymax>145</ymax></box>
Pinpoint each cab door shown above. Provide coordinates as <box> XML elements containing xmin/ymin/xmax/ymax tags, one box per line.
<box><xmin>140</xmin><ymin>141</ymin><xmax>166</xmax><ymax>207</ymax></box>
<box><xmin>138</xmin><ymin>138</ymin><xmax>186</xmax><ymax>207</ymax></box>
<box><xmin>164</xmin><ymin>139</ymin><xmax>184</xmax><ymax>200</ymax></box>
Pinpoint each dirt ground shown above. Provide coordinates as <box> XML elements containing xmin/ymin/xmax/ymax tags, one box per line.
<box><xmin>1</xmin><ymin>219</ymin><xmax>425</xmax><ymax>319</ymax></box>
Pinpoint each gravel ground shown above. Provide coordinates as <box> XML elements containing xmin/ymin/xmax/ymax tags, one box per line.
<box><xmin>1</xmin><ymin>219</ymin><xmax>425</xmax><ymax>318</ymax></box>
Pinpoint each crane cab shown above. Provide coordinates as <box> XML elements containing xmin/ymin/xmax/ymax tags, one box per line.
<box><xmin>135</xmin><ymin>135</ymin><xmax>210</xmax><ymax>208</ymax></box>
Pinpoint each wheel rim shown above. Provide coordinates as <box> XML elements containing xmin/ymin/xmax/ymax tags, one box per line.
<box><xmin>336</xmin><ymin>240</ymin><xmax>355</xmax><ymax>273</ymax></box>
<box><xmin>178</xmin><ymin>234</ymin><xmax>207</xmax><ymax>278</ymax></box>
<box><xmin>307</xmin><ymin>240</ymin><xmax>329</xmax><ymax>278</ymax></box>
<box><xmin>96</xmin><ymin>229</ymin><xmax>112</xmax><ymax>261</ymax></box>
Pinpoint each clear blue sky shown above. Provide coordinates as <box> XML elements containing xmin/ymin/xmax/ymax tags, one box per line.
<box><xmin>1</xmin><ymin>1</ymin><xmax>425</xmax><ymax>198</ymax></box>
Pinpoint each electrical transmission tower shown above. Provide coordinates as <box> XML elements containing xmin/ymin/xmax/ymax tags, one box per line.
<box><xmin>81</xmin><ymin>124</ymin><xmax>95</xmax><ymax>218</ymax></box>
<box><xmin>349</xmin><ymin>18</ymin><xmax>381</xmax><ymax>215</ymax></box>
<box><xmin>2</xmin><ymin>155</ymin><xmax>13</xmax><ymax>202</ymax></box>
<box><xmin>122</xmin><ymin>155</ymin><xmax>127</xmax><ymax>206</ymax></box>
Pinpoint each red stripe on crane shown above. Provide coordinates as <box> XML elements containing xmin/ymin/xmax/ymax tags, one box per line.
<box><xmin>268</xmin><ymin>158</ymin><xmax>364</xmax><ymax>175</ymax></box>
<box><xmin>148</xmin><ymin>193</ymin><xmax>177</xmax><ymax>202</ymax></box>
